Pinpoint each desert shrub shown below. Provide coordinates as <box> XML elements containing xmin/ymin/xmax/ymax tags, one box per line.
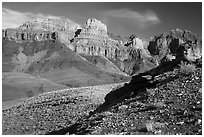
<box><xmin>179</xmin><ymin>61</ymin><xmax>196</xmax><ymax>76</ymax></box>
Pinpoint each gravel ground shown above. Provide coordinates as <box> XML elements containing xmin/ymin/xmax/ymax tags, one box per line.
<box><xmin>2</xmin><ymin>83</ymin><xmax>125</xmax><ymax>135</ymax></box>
<box><xmin>71</xmin><ymin>68</ymin><xmax>202</xmax><ymax>135</ymax></box>
<box><xmin>2</xmin><ymin>68</ymin><xmax>202</xmax><ymax>135</ymax></box>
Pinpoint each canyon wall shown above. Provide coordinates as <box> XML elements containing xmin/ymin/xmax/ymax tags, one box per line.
<box><xmin>2</xmin><ymin>18</ymin><xmax>127</xmax><ymax>60</ymax></box>
<box><xmin>2</xmin><ymin>18</ymin><xmax>202</xmax><ymax>76</ymax></box>
<box><xmin>6</xmin><ymin>18</ymin><xmax>193</xmax><ymax>64</ymax></box>
<box><xmin>19</xmin><ymin>17</ymin><xmax>81</xmax><ymax>36</ymax></box>
<box><xmin>71</xmin><ymin>18</ymin><xmax>130</xmax><ymax>60</ymax></box>
<box><xmin>2</xmin><ymin>29</ymin><xmax>58</xmax><ymax>42</ymax></box>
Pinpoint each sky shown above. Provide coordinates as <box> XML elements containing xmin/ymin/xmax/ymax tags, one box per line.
<box><xmin>2</xmin><ymin>2</ymin><xmax>202</xmax><ymax>40</ymax></box>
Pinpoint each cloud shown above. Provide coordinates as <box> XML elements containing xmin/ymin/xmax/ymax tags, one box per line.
<box><xmin>102</xmin><ymin>8</ymin><xmax>161</xmax><ymax>29</ymax></box>
<box><xmin>2</xmin><ymin>8</ymin><xmax>60</xmax><ymax>29</ymax></box>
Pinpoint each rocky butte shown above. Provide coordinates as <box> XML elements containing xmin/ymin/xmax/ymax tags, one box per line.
<box><xmin>71</xmin><ymin>18</ymin><xmax>123</xmax><ymax>60</ymax></box>
<box><xmin>2</xmin><ymin>17</ymin><xmax>147</xmax><ymax>62</ymax></box>
<box><xmin>2</xmin><ymin>17</ymin><xmax>81</xmax><ymax>42</ymax></box>
<box><xmin>2</xmin><ymin>18</ymin><xmax>201</xmax><ymax>76</ymax></box>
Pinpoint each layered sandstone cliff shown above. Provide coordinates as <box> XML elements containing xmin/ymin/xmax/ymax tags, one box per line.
<box><xmin>2</xmin><ymin>17</ymin><xmax>202</xmax><ymax>76</ymax></box>
<box><xmin>2</xmin><ymin>29</ymin><xmax>57</xmax><ymax>42</ymax></box>
<box><xmin>2</xmin><ymin>18</ymin><xmax>125</xmax><ymax>61</ymax></box>
<box><xmin>2</xmin><ymin>17</ymin><xmax>81</xmax><ymax>43</ymax></box>
<box><xmin>19</xmin><ymin>17</ymin><xmax>81</xmax><ymax>35</ymax></box>
<box><xmin>77</xmin><ymin>18</ymin><xmax>108</xmax><ymax>39</ymax></box>
<box><xmin>71</xmin><ymin>18</ymin><xmax>128</xmax><ymax>60</ymax></box>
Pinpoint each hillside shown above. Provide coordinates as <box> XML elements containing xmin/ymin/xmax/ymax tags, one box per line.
<box><xmin>2</xmin><ymin>38</ymin><xmax>130</xmax><ymax>106</ymax></box>
<box><xmin>2</xmin><ymin>65</ymin><xmax>201</xmax><ymax>135</ymax></box>
<box><xmin>71</xmin><ymin>68</ymin><xmax>202</xmax><ymax>135</ymax></box>
<box><xmin>2</xmin><ymin>72</ymin><xmax>68</xmax><ymax>102</ymax></box>
<box><xmin>81</xmin><ymin>55</ymin><xmax>128</xmax><ymax>76</ymax></box>
<box><xmin>2</xmin><ymin>83</ymin><xmax>126</xmax><ymax>134</ymax></box>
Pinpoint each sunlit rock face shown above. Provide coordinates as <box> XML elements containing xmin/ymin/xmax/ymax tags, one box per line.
<box><xmin>18</xmin><ymin>17</ymin><xmax>81</xmax><ymax>34</ymax></box>
<box><xmin>72</xmin><ymin>38</ymin><xmax>121</xmax><ymax>60</ymax></box>
<box><xmin>126</xmin><ymin>35</ymin><xmax>144</xmax><ymax>49</ymax></box>
<box><xmin>72</xmin><ymin>18</ymin><xmax>126</xmax><ymax>60</ymax></box>
<box><xmin>18</xmin><ymin>17</ymin><xmax>82</xmax><ymax>41</ymax></box>
<box><xmin>2</xmin><ymin>17</ymin><xmax>81</xmax><ymax>42</ymax></box>
<box><xmin>2</xmin><ymin>29</ymin><xmax>58</xmax><ymax>42</ymax></box>
<box><xmin>124</xmin><ymin>35</ymin><xmax>151</xmax><ymax>58</ymax></box>
<box><xmin>77</xmin><ymin>18</ymin><xmax>108</xmax><ymax>39</ymax></box>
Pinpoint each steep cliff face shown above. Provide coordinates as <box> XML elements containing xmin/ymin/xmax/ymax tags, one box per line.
<box><xmin>2</xmin><ymin>17</ymin><xmax>202</xmax><ymax>77</ymax></box>
<box><xmin>77</xmin><ymin>18</ymin><xmax>108</xmax><ymax>38</ymax></box>
<box><xmin>2</xmin><ymin>18</ymin><xmax>131</xmax><ymax>62</ymax></box>
<box><xmin>19</xmin><ymin>17</ymin><xmax>81</xmax><ymax>37</ymax></box>
<box><xmin>2</xmin><ymin>29</ymin><xmax>57</xmax><ymax>42</ymax></box>
<box><xmin>148</xmin><ymin>29</ymin><xmax>202</xmax><ymax>65</ymax></box>
<box><xmin>2</xmin><ymin>17</ymin><xmax>81</xmax><ymax>44</ymax></box>
<box><xmin>70</xmin><ymin>18</ymin><xmax>128</xmax><ymax>61</ymax></box>
<box><xmin>125</xmin><ymin>34</ymin><xmax>151</xmax><ymax>58</ymax></box>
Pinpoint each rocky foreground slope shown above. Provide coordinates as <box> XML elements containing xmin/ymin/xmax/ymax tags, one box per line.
<box><xmin>2</xmin><ymin>83</ymin><xmax>125</xmax><ymax>134</ymax></box>
<box><xmin>2</xmin><ymin>64</ymin><xmax>202</xmax><ymax>135</ymax></box>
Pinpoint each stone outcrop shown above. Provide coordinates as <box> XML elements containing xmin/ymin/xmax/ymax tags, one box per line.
<box><xmin>77</xmin><ymin>18</ymin><xmax>108</xmax><ymax>39</ymax></box>
<box><xmin>72</xmin><ymin>38</ymin><xmax>124</xmax><ymax>59</ymax></box>
<box><xmin>70</xmin><ymin>18</ymin><xmax>129</xmax><ymax>60</ymax></box>
<box><xmin>4</xmin><ymin>17</ymin><xmax>81</xmax><ymax>43</ymax></box>
<box><xmin>125</xmin><ymin>34</ymin><xmax>151</xmax><ymax>57</ymax></box>
<box><xmin>148</xmin><ymin>29</ymin><xmax>202</xmax><ymax>64</ymax></box>
<box><xmin>72</xmin><ymin>38</ymin><xmax>131</xmax><ymax>61</ymax></box>
<box><xmin>125</xmin><ymin>34</ymin><xmax>144</xmax><ymax>49</ymax></box>
<box><xmin>19</xmin><ymin>17</ymin><xmax>81</xmax><ymax>37</ymax></box>
<box><xmin>2</xmin><ymin>29</ymin><xmax>57</xmax><ymax>42</ymax></box>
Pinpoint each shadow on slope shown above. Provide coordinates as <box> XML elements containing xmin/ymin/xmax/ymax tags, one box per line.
<box><xmin>45</xmin><ymin>60</ymin><xmax>183</xmax><ymax>135</ymax></box>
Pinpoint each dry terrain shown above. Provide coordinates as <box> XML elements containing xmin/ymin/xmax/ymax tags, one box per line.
<box><xmin>2</xmin><ymin>67</ymin><xmax>202</xmax><ymax>135</ymax></box>
<box><xmin>2</xmin><ymin>82</ymin><xmax>126</xmax><ymax>134</ymax></box>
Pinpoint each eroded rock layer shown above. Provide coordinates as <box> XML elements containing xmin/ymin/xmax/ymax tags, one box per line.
<box><xmin>2</xmin><ymin>29</ymin><xmax>57</xmax><ymax>42</ymax></box>
<box><xmin>2</xmin><ymin>18</ymin><xmax>202</xmax><ymax>76</ymax></box>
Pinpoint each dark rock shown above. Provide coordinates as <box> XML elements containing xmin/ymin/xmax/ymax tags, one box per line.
<box><xmin>147</xmin><ymin>29</ymin><xmax>202</xmax><ymax>66</ymax></box>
